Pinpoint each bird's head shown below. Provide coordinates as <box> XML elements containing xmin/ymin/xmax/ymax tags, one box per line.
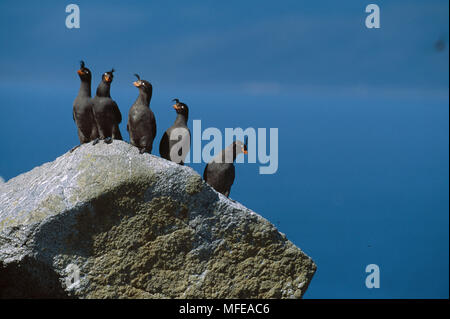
<box><xmin>103</xmin><ymin>68</ymin><xmax>115</xmax><ymax>83</ymax></box>
<box><xmin>234</xmin><ymin>138</ymin><xmax>248</xmax><ymax>155</ymax></box>
<box><xmin>133</xmin><ymin>74</ymin><xmax>152</xmax><ymax>93</ymax></box>
<box><xmin>172</xmin><ymin>98</ymin><xmax>189</xmax><ymax>118</ymax></box>
<box><xmin>77</xmin><ymin>60</ymin><xmax>91</xmax><ymax>81</ymax></box>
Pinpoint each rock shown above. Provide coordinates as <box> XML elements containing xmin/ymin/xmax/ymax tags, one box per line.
<box><xmin>0</xmin><ymin>141</ymin><xmax>316</xmax><ymax>298</ymax></box>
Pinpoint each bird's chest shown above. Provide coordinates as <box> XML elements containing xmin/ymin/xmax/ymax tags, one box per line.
<box><xmin>130</xmin><ymin>105</ymin><xmax>151</xmax><ymax>122</ymax></box>
<box><xmin>74</xmin><ymin>97</ymin><xmax>92</xmax><ymax>113</ymax></box>
<box><xmin>167</xmin><ymin>126</ymin><xmax>189</xmax><ymax>143</ymax></box>
<box><xmin>209</xmin><ymin>163</ymin><xmax>234</xmax><ymax>176</ymax></box>
<box><xmin>93</xmin><ymin>97</ymin><xmax>112</xmax><ymax>112</ymax></box>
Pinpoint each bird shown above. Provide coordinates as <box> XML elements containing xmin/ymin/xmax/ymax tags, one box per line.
<box><xmin>92</xmin><ymin>68</ymin><xmax>123</xmax><ymax>144</ymax></box>
<box><xmin>203</xmin><ymin>139</ymin><xmax>248</xmax><ymax>197</ymax></box>
<box><xmin>71</xmin><ymin>61</ymin><xmax>99</xmax><ymax>151</ymax></box>
<box><xmin>159</xmin><ymin>99</ymin><xmax>191</xmax><ymax>165</ymax></box>
<box><xmin>127</xmin><ymin>74</ymin><xmax>156</xmax><ymax>154</ymax></box>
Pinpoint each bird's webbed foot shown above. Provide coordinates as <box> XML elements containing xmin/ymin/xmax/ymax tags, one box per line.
<box><xmin>92</xmin><ymin>138</ymin><xmax>100</xmax><ymax>145</ymax></box>
<box><xmin>70</xmin><ymin>145</ymin><xmax>81</xmax><ymax>153</ymax></box>
<box><xmin>104</xmin><ymin>137</ymin><xmax>113</xmax><ymax>144</ymax></box>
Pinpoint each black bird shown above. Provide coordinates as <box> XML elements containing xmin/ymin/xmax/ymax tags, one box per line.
<box><xmin>127</xmin><ymin>74</ymin><xmax>156</xmax><ymax>154</ymax></box>
<box><xmin>159</xmin><ymin>99</ymin><xmax>191</xmax><ymax>165</ymax></box>
<box><xmin>203</xmin><ymin>139</ymin><xmax>248</xmax><ymax>197</ymax></box>
<box><xmin>72</xmin><ymin>61</ymin><xmax>99</xmax><ymax>149</ymax></box>
<box><xmin>92</xmin><ymin>68</ymin><xmax>122</xmax><ymax>144</ymax></box>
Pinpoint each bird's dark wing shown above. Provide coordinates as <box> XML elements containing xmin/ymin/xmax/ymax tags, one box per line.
<box><xmin>203</xmin><ymin>164</ymin><xmax>208</xmax><ymax>181</ymax></box>
<box><xmin>112</xmin><ymin>101</ymin><xmax>122</xmax><ymax>124</ymax></box>
<box><xmin>230</xmin><ymin>165</ymin><xmax>235</xmax><ymax>187</ymax></box>
<box><xmin>159</xmin><ymin>131</ymin><xmax>169</xmax><ymax>158</ymax></box>
<box><xmin>223</xmin><ymin>164</ymin><xmax>235</xmax><ymax>192</ymax></box>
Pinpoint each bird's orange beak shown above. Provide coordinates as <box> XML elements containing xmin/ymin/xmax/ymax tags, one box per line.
<box><xmin>242</xmin><ymin>147</ymin><xmax>248</xmax><ymax>154</ymax></box>
<box><xmin>173</xmin><ymin>104</ymin><xmax>181</xmax><ymax>110</ymax></box>
<box><xmin>104</xmin><ymin>75</ymin><xmax>111</xmax><ymax>82</ymax></box>
<box><xmin>133</xmin><ymin>81</ymin><xmax>140</xmax><ymax>87</ymax></box>
<box><xmin>77</xmin><ymin>69</ymin><xmax>83</xmax><ymax>75</ymax></box>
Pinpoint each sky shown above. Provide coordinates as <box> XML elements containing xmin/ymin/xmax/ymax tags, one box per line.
<box><xmin>0</xmin><ymin>1</ymin><xmax>448</xmax><ymax>298</ymax></box>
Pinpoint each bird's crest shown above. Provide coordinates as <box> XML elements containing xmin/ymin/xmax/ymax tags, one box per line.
<box><xmin>80</xmin><ymin>60</ymin><xmax>85</xmax><ymax>69</ymax></box>
<box><xmin>134</xmin><ymin>74</ymin><xmax>141</xmax><ymax>80</ymax></box>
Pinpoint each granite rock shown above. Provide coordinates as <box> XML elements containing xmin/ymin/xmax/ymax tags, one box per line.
<box><xmin>0</xmin><ymin>141</ymin><xmax>316</xmax><ymax>298</ymax></box>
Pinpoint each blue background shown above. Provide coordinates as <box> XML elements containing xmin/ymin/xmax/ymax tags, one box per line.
<box><xmin>0</xmin><ymin>1</ymin><xmax>448</xmax><ymax>298</ymax></box>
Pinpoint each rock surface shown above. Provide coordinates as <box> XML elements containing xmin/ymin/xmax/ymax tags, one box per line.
<box><xmin>0</xmin><ymin>141</ymin><xmax>316</xmax><ymax>298</ymax></box>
